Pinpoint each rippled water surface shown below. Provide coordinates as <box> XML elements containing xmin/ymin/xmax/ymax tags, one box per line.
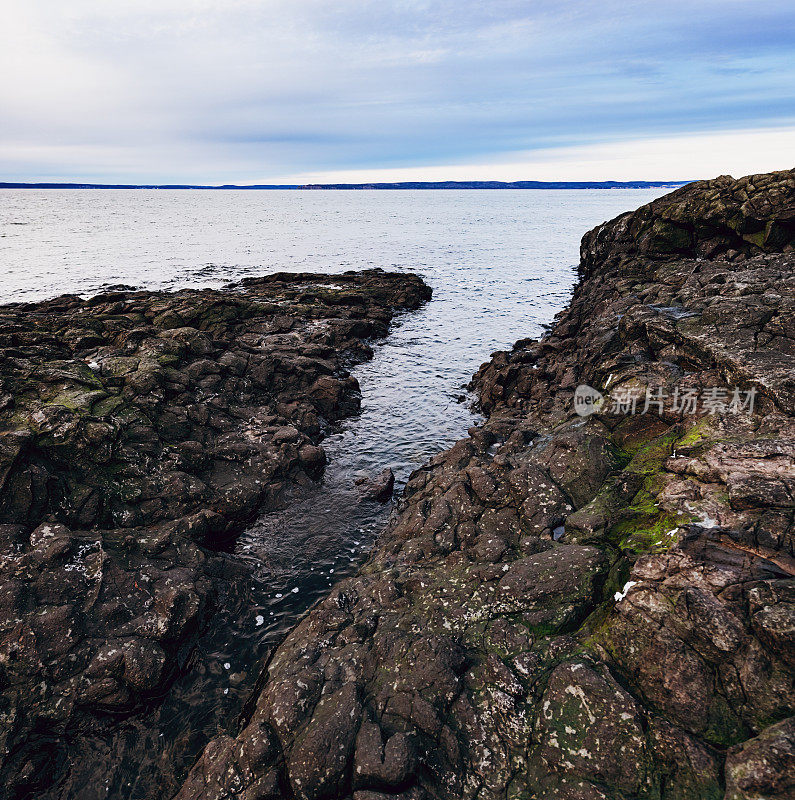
<box><xmin>0</xmin><ymin>188</ymin><xmax>670</xmax><ymax>797</ymax></box>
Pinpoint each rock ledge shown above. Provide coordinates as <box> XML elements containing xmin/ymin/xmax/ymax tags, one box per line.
<box><xmin>179</xmin><ymin>171</ymin><xmax>794</xmax><ymax>800</ymax></box>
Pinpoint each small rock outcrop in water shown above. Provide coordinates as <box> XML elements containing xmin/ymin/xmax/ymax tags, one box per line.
<box><xmin>356</xmin><ymin>468</ymin><xmax>396</xmax><ymax>502</ymax></box>
<box><xmin>178</xmin><ymin>170</ymin><xmax>795</xmax><ymax>800</ymax></box>
<box><xmin>0</xmin><ymin>270</ymin><xmax>431</xmax><ymax>798</ymax></box>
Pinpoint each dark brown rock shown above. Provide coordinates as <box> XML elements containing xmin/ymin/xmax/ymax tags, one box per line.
<box><xmin>724</xmin><ymin>717</ymin><xmax>795</xmax><ymax>800</ymax></box>
<box><xmin>355</xmin><ymin>467</ymin><xmax>396</xmax><ymax>502</ymax></box>
<box><xmin>0</xmin><ymin>269</ymin><xmax>431</xmax><ymax>799</ymax></box>
<box><xmin>177</xmin><ymin>170</ymin><xmax>794</xmax><ymax>800</ymax></box>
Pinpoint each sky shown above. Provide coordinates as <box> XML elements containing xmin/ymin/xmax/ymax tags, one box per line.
<box><xmin>1</xmin><ymin>0</ymin><xmax>793</xmax><ymax>184</ymax></box>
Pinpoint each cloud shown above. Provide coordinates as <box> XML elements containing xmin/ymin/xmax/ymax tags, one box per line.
<box><xmin>290</xmin><ymin>125</ymin><xmax>795</xmax><ymax>183</ymax></box>
<box><xmin>1</xmin><ymin>0</ymin><xmax>793</xmax><ymax>181</ymax></box>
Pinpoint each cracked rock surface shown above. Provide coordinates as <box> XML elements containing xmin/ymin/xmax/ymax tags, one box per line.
<box><xmin>178</xmin><ymin>170</ymin><xmax>794</xmax><ymax>800</ymax></box>
<box><xmin>0</xmin><ymin>269</ymin><xmax>431</xmax><ymax>799</ymax></box>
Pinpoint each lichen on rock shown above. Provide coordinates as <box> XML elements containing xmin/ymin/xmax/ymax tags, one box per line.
<box><xmin>0</xmin><ymin>269</ymin><xmax>431</xmax><ymax>799</ymax></box>
<box><xmin>177</xmin><ymin>170</ymin><xmax>794</xmax><ymax>800</ymax></box>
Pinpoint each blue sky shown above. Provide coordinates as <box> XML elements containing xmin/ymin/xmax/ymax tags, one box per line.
<box><xmin>1</xmin><ymin>0</ymin><xmax>793</xmax><ymax>182</ymax></box>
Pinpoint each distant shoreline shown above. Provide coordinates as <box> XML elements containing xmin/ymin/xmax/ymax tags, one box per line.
<box><xmin>0</xmin><ymin>180</ymin><xmax>689</xmax><ymax>190</ymax></box>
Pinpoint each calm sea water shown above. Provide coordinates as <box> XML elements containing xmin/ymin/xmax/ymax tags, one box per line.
<box><xmin>0</xmin><ymin>188</ymin><xmax>669</xmax><ymax>798</ymax></box>
<box><xmin>0</xmin><ymin>188</ymin><xmax>666</xmax><ymax>492</ymax></box>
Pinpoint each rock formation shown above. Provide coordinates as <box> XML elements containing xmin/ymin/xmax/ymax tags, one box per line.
<box><xmin>356</xmin><ymin>468</ymin><xmax>396</xmax><ymax>502</ymax></box>
<box><xmin>0</xmin><ymin>270</ymin><xmax>431</xmax><ymax>798</ymax></box>
<box><xmin>177</xmin><ymin>170</ymin><xmax>795</xmax><ymax>800</ymax></box>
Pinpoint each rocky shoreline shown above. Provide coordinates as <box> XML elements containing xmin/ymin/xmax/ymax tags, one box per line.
<box><xmin>0</xmin><ymin>270</ymin><xmax>431</xmax><ymax>798</ymax></box>
<box><xmin>176</xmin><ymin>170</ymin><xmax>794</xmax><ymax>800</ymax></box>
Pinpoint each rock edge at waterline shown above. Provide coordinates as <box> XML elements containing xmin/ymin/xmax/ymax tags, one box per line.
<box><xmin>0</xmin><ymin>269</ymin><xmax>432</xmax><ymax>798</ymax></box>
<box><xmin>178</xmin><ymin>169</ymin><xmax>795</xmax><ymax>800</ymax></box>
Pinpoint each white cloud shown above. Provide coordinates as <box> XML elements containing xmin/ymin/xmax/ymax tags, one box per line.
<box><xmin>286</xmin><ymin>126</ymin><xmax>795</xmax><ymax>183</ymax></box>
<box><xmin>5</xmin><ymin>125</ymin><xmax>791</xmax><ymax>184</ymax></box>
<box><xmin>0</xmin><ymin>0</ymin><xmax>793</xmax><ymax>182</ymax></box>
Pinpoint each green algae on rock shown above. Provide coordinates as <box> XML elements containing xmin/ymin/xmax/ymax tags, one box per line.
<box><xmin>177</xmin><ymin>171</ymin><xmax>794</xmax><ymax>800</ymax></box>
<box><xmin>0</xmin><ymin>270</ymin><xmax>431</xmax><ymax>799</ymax></box>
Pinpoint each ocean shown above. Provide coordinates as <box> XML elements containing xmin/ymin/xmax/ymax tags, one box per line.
<box><xmin>0</xmin><ymin>187</ymin><xmax>670</xmax><ymax>796</ymax></box>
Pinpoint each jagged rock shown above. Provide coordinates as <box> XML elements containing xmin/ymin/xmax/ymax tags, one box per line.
<box><xmin>355</xmin><ymin>467</ymin><xmax>395</xmax><ymax>502</ymax></box>
<box><xmin>178</xmin><ymin>170</ymin><xmax>795</xmax><ymax>800</ymax></box>
<box><xmin>0</xmin><ymin>269</ymin><xmax>431</xmax><ymax>799</ymax></box>
<box><xmin>724</xmin><ymin>717</ymin><xmax>795</xmax><ymax>800</ymax></box>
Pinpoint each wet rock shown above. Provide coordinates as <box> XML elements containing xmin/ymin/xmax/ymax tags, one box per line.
<box><xmin>179</xmin><ymin>170</ymin><xmax>795</xmax><ymax>800</ymax></box>
<box><xmin>0</xmin><ymin>269</ymin><xmax>431</xmax><ymax>799</ymax></box>
<box><xmin>355</xmin><ymin>467</ymin><xmax>395</xmax><ymax>502</ymax></box>
<box><xmin>176</xmin><ymin>723</ymin><xmax>283</xmax><ymax>800</ymax></box>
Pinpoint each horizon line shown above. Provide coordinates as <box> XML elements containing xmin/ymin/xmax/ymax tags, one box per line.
<box><xmin>0</xmin><ymin>179</ymin><xmax>691</xmax><ymax>191</ymax></box>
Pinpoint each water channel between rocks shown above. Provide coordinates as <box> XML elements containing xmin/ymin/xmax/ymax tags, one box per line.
<box><xmin>0</xmin><ymin>188</ymin><xmax>671</xmax><ymax>797</ymax></box>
